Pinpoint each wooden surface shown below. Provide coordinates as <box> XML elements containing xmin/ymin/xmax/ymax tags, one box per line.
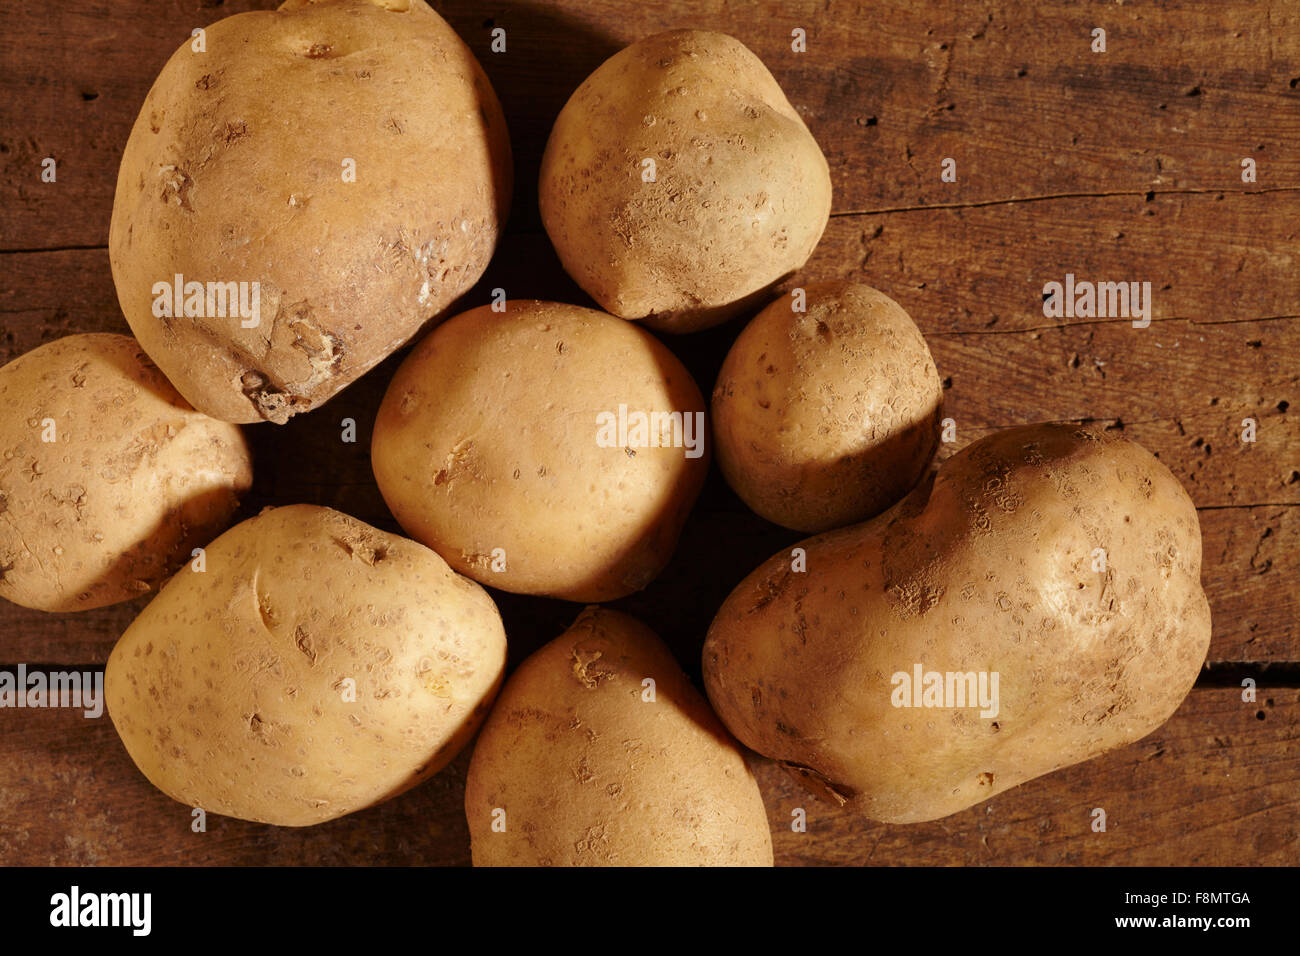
<box><xmin>1</xmin><ymin>0</ymin><xmax>1297</xmax><ymax>865</ymax></box>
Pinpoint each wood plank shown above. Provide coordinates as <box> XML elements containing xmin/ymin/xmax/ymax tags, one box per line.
<box><xmin>0</xmin><ymin>705</ymin><xmax>475</xmax><ymax>866</ymax></box>
<box><xmin>1</xmin><ymin>491</ymin><xmax>1291</xmax><ymax>666</ymax></box>
<box><xmin>926</xmin><ymin>321</ymin><xmax>1298</xmax><ymax>509</ymax></box>
<box><xmin>1</xmin><ymin>685</ymin><xmax>1293</xmax><ymax>865</ymax></box>
<box><xmin>758</xmin><ymin>687</ymin><xmax>1300</xmax><ymax>866</ymax></box>
<box><xmin>6</xmin><ymin>225</ymin><xmax>1296</xmax><ymax>511</ymax></box>
<box><xmin>461</xmin><ymin>0</ymin><xmax>1300</xmax><ymax>209</ymax></box>
<box><xmin>821</xmin><ymin>196</ymin><xmax>1300</xmax><ymax>334</ymax></box>
<box><xmin>0</xmin><ymin>233</ymin><xmax>1294</xmax><ymax>663</ymax></box>
<box><xmin>0</xmin><ymin>1</ymin><xmax>266</xmax><ymax>251</ymax></box>
<box><xmin>1196</xmin><ymin>506</ymin><xmax>1298</xmax><ymax>661</ymax></box>
<box><xmin>11</xmin><ymin>190</ymin><xmax>1299</xmax><ymax>340</ymax></box>
<box><xmin>4</xmin><ymin>1</ymin><xmax>1298</xmax><ymax>248</ymax></box>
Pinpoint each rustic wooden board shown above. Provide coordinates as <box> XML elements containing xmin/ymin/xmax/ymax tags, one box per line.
<box><xmin>2</xmin><ymin>230</ymin><xmax>1293</xmax><ymax>664</ymax></box>
<box><xmin>4</xmin><ymin>1</ymin><xmax>1300</xmax><ymax>246</ymax></box>
<box><xmin>0</xmin><ymin>485</ymin><xmax>1292</xmax><ymax>667</ymax></box>
<box><xmin>0</xmin><ymin>0</ymin><xmax>1296</xmax><ymax>866</ymax></box>
<box><xmin>2</xmin><ymin>686</ymin><xmax>1294</xmax><ymax>865</ymax></box>
<box><xmin>764</xmin><ymin>687</ymin><xmax>1300</xmax><ymax>867</ymax></box>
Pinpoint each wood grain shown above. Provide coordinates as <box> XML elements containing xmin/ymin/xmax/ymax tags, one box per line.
<box><xmin>761</xmin><ymin>686</ymin><xmax>1300</xmax><ymax>866</ymax></box>
<box><xmin>2</xmin><ymin>230</ymin><xmax>1293</xmax><ymax>663</ymax></box>
<box><xmin>4</xmin><ymin>1</ymin><xmax>1299</xmax><ymax>245</ymax></box>
<box><xmin>2</xmin><ymin>686</ymin><xmax>1294</xmax><ymax>865</ymax></box>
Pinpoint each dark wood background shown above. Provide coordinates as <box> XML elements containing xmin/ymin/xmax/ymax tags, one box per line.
<box><xmin>1</xmin><ymin>0</ymin><xmax>1296</xmax><ymax>865</ymax></box>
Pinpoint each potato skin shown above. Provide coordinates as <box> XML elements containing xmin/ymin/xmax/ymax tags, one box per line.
<box><xmin>109</xmin><ymin>0</ymin><xmax>512</xmax><ymax>424</ymax></box>
<box><xmin>713</xmin><ymin>281</ymin><xmax>943</xmax><ymax>532</ymax></box>
<box><xmin>465</xmin><ymin>608</ymin><xmax>773</xmax><ymax>866</ymax></box>
<box><xmin>0</xmin><ymin>334</ymin><xmax>252</xmax><ymax>612</ymax></box>
<box><xmin>539</xmin><ymin>29</ymin><xmax>832</xmax><ymax>334</ymax></box>
<box><xmin>371</xmin><ymin>300</ymin><xmax>708</xmax><ymax>601</ymax></box>
<box><xmin>106</xmin><ymin>504</ymin><xmax>507</xmax><ymax>826</ymax></box>
<box><xmin>703</xmin><ymin>424</ymin><xmax>1211</xmax><ymax>824</ymax></box>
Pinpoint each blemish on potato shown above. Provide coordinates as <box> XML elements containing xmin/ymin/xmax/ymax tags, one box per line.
<box><xmin>570</xmin><ymin>644</ymin><xmax>614</xmax><ymax>689</ymax></box>
<box><xmin>294</xmin><ymin>625</ymin><xmax>317</xmax><ymax>664</ymax></box>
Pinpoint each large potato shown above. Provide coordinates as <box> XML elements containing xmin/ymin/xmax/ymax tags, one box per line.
<box><xmin>371</xmin><ymin>300</ymin><xmax>708</xmax><ymax>601</ymax></box>
<box><xmin>539</xmin><ymin>29</ymin><xmax>832</xmax><ymax>334</ymax></box>
<box><xmin>106</xmin><ymin>504</ymin><xmax>507</xmax><ymax>826</ymax></box>
<box><xmin>465</xmin><ymin>608</ymin><xmax>773</xmax><ymax>866</ymax></box>
<box><xmin>703</xmin><ymin>424</ymin><xmax>1211</xmax><ymax>824</ymax></box>
<box><xmin>109</xmin><ymin>0</ymin><xmax>512</xmax><ymax>424</ymax></box>
<box><xmin>713</xmin><ymin>281</ymin><xmax>943</xmax><ymax>532</ymax></box>
<box><xmin>0</xmin><ymin>333</ymin><xmax>252</xmax><ymax>612</ymax></box>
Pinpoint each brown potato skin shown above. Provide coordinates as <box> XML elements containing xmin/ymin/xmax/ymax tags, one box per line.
<box><xmin>106</xmin><ymin>504</ymin><xmax>507</xmax><ymax>826</ymax></box>
<box><xmin>109</xmin><ymin>0</ymin><xmax>512</xmax><ymax>424</ymax></box>
<box><xmin>371</xmin><ymin>300</ymin><xmax>709</xmax><ymax>602</ymax></box>
<box><xmin>713</xmin><ymin>281</ymin><xmax>943</xmax><ymax>532</ymax></box>
<box><xmin>539</xmin><ymin>29</ymin><xmax>831</xmax><ymax>334</ymax></box>
<box><xmin>703</xmin><ymin>424</ymin><xmax>1211</xmax><ymax>824</ymax></box>
<box><xmin>465</xmin><ymin>608</ymin><xmax>773</xmax><ymax>866</ymax></box>
<box><xmin>0</xmin><ymin>334</ymin><xmax>252</xmax><ymax>612</ymax></box>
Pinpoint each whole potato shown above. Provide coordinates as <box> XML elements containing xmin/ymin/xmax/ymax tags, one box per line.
<box><xmin>371</xmin><ymin>300</ymin><xmax>708</xmax><ymax>601</ymax></box>
<box><xmin>465</xmin><ymin>608</ymin><xmax>773</xmax><ymax>866</ymax></box>
<box><xmin>109</xmin><ymin>0</ymin><xmax>512</xmax><ymax>424</ymax></box>
<box><xmin>0</xmin><ymin>333</ymin><xmax>252</xmax><ymax>612</ymax></box>
<box><xmin>539</xmin><ymin>29</ymin><xmax>832</xmax><ymax>334</ymax></box>
<box><xmin>106</xmin><ymin>504</ymin><xmax>507</xmax><ymax>826</ymax></box>
<box><xmin>713</xmin><ymin>281</ymin><xmax>943</xmax><ymax>532</ymax></box>
<box><xmin>703</xmin><ymin>424</ymin><xmax>1211</xmax><ymax>824</ymax></box>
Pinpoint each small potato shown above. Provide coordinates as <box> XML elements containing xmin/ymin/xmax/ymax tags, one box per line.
<box><xmin>465</xmin><ymin>608</ymin><xmax>773</xmax><ymax>866</ymax></box>
<box><xmin>0</xmin><ymin>333</ymin><xmax>252</xmax><ymax>612</ymax></box>
<box><xmin>106</xmin><ymin>504</ymin><xmax>507</xmax><ymax>826</ymax></box>
<box><xmin>704</xmin><ymin>424</ymin><xmax>1211</xmax><ymax>824</ymax></box>
<box><xmin>371</xmin><ymin>300</ymin><xmax>708</xmax><ymax>601</ymax></box>
<box><xmin>109</xmin><ymin>0</ymin><xmax>512</xmax><ymax>423</ymax></box>
<box><xmin>712</xmin><ymin>281</ymin><xmax>943</xmax><ymax>532</ymax></box>
<box><xmin>539</xmin><ymin>29</ymin><xmax>831</xmax><ymax>334</ymax></box>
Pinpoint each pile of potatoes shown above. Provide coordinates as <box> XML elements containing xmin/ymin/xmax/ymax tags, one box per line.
<box><xmin>3</xmin><ymin>0</ymin><xmax>1210</xmax><ymax>866</ymax></box>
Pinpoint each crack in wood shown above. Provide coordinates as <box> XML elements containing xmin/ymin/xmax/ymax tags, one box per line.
<box><xmin>1196</xmin><ymin>503</ymin><xmax>1297</xmax><ymax>511</ymax></box>
<box><xmin>930</xmin><ymin>314</ymin><xmax>1299</xmax><ymax>336</ymax></box>
<box><xmin>830</xmin><ymin>185</ymin><xmax>1300</xmax><ymax>218</ymax></box>
<box><xmin>0</xmin><ymin>244</ymin><xmax>110</xmax><ymax>255</ymax></box>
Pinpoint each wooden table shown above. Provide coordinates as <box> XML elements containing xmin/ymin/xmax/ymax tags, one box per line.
<box><xmin>1</xmin><ymin>0</ymin><xmax>1296</xmax><ymax>866</ymax></box>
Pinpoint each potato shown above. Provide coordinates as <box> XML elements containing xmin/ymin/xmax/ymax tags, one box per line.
<box><xmin>703</xmin><ymin>423</ymin><xmax>1211</xmax><ymax>824</ymax></box>
<box><xmin>106</xmin><ymin>504</ymin><xmax>506</xmax><ymax>826</ymax></box>
<box><xmin>465</xmin><ymin>608</ymin><xmax>773</xmax><ymax>866</ymax></box>
<box><xmin>371</xmin><ymin>300</ymin><xmax>708</xmax><ymax>601</ymax></box>
<box><xmin>713</xmin><ymin>281</ymin><xmax>943</xmax><ymax>532</ymax></box>
<box><xmin>0</xmin><ymin>333</ymin><xmax>252</xmax><ymax>612</ymax></box>
<box><xmin>539</xmin><ymin>29</ymin><xmax>832</xmax><ymax>334</ymax></box>
<box><xmin>109</xmin><ymin>0</ymin><xmax>512</xmax><ymax>424</ymax></box>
